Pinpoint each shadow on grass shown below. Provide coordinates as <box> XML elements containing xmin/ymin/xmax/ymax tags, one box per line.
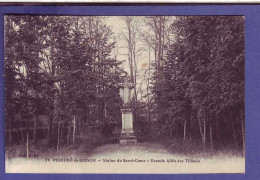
<box><xmin>149</xmin><ymin>136</ymin><xmax>244</xmax><ymax>159</ymax></box>
<box><xmin>5</xmin><ymin>132</ymin><xmax>111</xmax><ymax>159</ymax></box>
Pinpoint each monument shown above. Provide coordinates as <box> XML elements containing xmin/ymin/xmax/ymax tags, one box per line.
<box><xmin>118</xmin><ymin>78</ymin><xmax>137</xmax><ymax>144</ymax></box>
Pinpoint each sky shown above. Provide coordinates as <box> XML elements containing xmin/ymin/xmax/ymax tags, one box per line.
<box><xmin>105</xmin><ymin>16</ymin><xmax>155</xmax><ymax>101</ymax></box>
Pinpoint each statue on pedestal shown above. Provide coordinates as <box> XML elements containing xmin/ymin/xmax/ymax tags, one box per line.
<box><xmin>118</xmin><ymin>79</ymin><xmax>135</xmax><ymax>106</ymax></box>
<box><xmin>118</xmin><ymin>78</ymin><xmax>137</xmax><ymax>144</ymax></box>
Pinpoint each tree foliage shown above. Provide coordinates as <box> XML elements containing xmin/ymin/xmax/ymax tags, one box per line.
<box><xmin>5</xmin><ymin>16</ymin><xmax>125</xmax><ymax>148</ymax></box>
<box><xmin>153</xmin><ymin>16</ymin><xmax>245</xmax><ymax>149</ymax></box>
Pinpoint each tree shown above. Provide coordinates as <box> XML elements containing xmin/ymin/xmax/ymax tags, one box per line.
<box><xmin>153</xmin><ymin>16</ymin><xmax>245</xmax><ymax>150</ymax></box>
<box><xmin>4</xmin><ymin>16</ymin><xmax>125</xmax><ymax>150</ymax></box>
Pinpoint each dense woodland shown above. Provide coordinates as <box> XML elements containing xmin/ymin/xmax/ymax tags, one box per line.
<box><xmin>4</xmin><ymin>16</ymin><xmax>244</xmax><ymax>156</ymax></box>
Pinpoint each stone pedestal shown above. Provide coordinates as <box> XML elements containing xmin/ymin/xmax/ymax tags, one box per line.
<box><xmin>119</xmin><ymin>108</ymin><xmax>137</xmax><ymax>144</ymax></box>
<box><xmin>118</xmin><ymin>80</ymin><xmax>137</xmax><ymax>145</ymax></box>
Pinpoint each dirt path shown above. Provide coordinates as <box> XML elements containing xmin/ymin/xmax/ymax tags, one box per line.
<box><xmin>89</xmin><ymin>142</ymin><xmax>174</xmax><ymax>160</ymax></box>
<box><xmin>6</xmin><ymin>142</ymin><xmax>245</xmax><ymax>174</ymax></box>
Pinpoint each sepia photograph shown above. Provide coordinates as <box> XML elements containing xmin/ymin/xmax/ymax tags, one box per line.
<box><xmin>4</xmin><ymin>15</ymin><xmax>245</xmax><ymax>174</ymax></box>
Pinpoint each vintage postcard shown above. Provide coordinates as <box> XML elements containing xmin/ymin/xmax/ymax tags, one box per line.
<box><xmin>4</xmin><ymin>13</ymin><xmax>245</xmax><ymax>174</ymax></box>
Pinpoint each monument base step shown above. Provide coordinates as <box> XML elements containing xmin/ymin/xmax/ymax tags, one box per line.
<box><xmin>119</xmin><ymin>135</ymin><xmax>137</xmax><ymax>145</ymax></box>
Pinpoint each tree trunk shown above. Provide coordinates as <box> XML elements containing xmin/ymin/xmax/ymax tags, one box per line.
<box><xmin>125</xmin><ymin>18</ymin><xmax>133</xmax><ymax>80</ymax></box>
<box><xmin>57</xmin><ymin>122</ymin><xmax>60</xmax><ymax>152</ymax></box>
<box><xmin>231</xmin><ymin>117</ymin><xmax>238</xmax><ymax>149</ymax></box>
<box><xmin>48</xmin><ymin>90</ymin><xmax>54</xmax><ymax>146</ymax></box>
<box><xmin>104</xmin><ymin>103</ymin><xmax>107</xmax><ymax>128</ymax></box>
<box><xmin>48</xmin><ymin>42</ymin><xmax>56</xmax><ymax>146</ymax></box>
<box><xmin>43</xmin><ymin>126</ymin><xmax>47</xmax><ymax>138</ymax></box>
<box><xmin>158</xmin><ymin>18</ymin><xmax>162</xmax><ymax>67</ymax></box>
<box><xmin>183</xmin><ymin>119</ymin><xmax>187</xmax><ymax>142</ymax></box>
<box><xmin>102</xmin><ymin>102</ymin><xmax>105</xmax><ymax>128</ymax></box>
<box><xmin>241</xmin><ymin>108</ymin><xmax>245</xmax><ymax>156</ymax></box>
<box><xmin>203</xmin><ymin>119</ymin><xmax>206</xmax><ymax>146</ymax></box>
<box><xmin>171</xmin><ymin>120</ymin><xmax>174</xmax><ymax>137</ymax></box>
<box><xmin>8</xmin><ymin>117</ymin><xmax>12</xmax><ymax>147</ymax></box>
<box><xmin>47</xmin><ymin>113</ymin><xmax>53</xmax><ymax>145</ymax></box>
<box><xmin>26</xmin><ymin>74</ymin><xmax>29</xmax><ymax>148</ymax></box>
<box><xmin>99</xmin><ymin>101</ymin><xmax>104</xmax><ymax>131</ymax></box>
<box><xmin>73</xmin><ymin>115</ymin><xmax>76</xmax><ymax>146</ymax></box>
<box><xmin>19</xmin><ymin>117</ymin><xmax>25</xmax><ymax>143</ymax></box>
<box><xmin>210</xmin><ymin>119</ymin><xmax>213</xmax><ymax>150</ymax></box>
<box><xmin>198</xmin><ymin>117</ymin><xmax>203</xmax><ymax>143</ymax></box>
<box><xmin>154</xmin><ymin>47</ymin><xmax>157</xmax><ymax>77</ymax></box>
<box><xmin>26</xmin><ymin>132</ymin><xmax>29</xmax><ymax>158</ymax></box>
<box><xmin>67</xmin><ymin>125</ymin><xmax>71</xmax><ymax>145</ymax></box>
<box><xmin>33</xmin><ymin>113</ymin><xmax>39</xmax><ymax>144</ymax></box>
<box><xmin>147</xmin><ymin>46</ymin><xmax>151</xmax><ymax>133</ymax></box>
<box><xmin>60</xmin><ymin>123</ymin><xmax>63</xmax><ymax>149</ymax></box>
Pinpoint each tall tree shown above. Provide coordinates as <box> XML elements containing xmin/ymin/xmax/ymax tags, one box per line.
<box><xmin>153</xmin><ymin>16</ymin><xmax>245</xmax><ymax>150</ymax></box>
